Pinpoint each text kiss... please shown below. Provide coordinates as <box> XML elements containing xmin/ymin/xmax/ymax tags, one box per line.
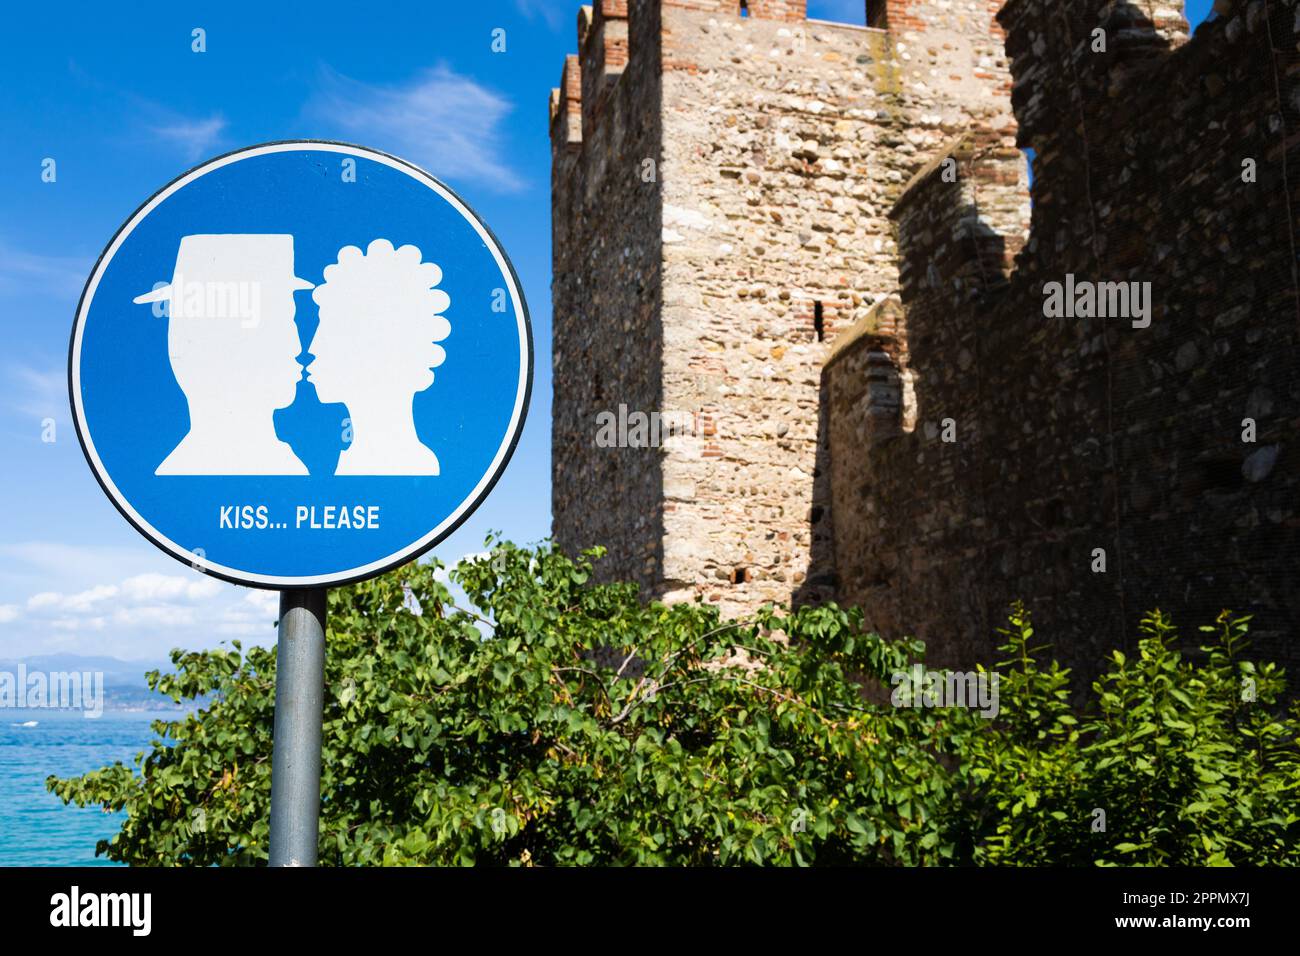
<box><xmin>219</xmin><ymin>504</ymin><xmax>381</xmax><ymax>530</ymax></box>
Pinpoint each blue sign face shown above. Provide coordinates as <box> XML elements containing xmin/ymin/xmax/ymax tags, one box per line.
<box><xmin>70</xmin><ymin>142</ymin><xmax>532</xmax><ymax>588</ymax></box>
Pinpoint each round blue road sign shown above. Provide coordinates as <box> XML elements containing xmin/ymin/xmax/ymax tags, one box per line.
<box><xmin>70</xmin><ymin>141</ymin><xmax>532</xmax><ymax>588</ymax></box>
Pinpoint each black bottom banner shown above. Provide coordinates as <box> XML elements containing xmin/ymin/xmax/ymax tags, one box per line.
<box><xmin>0</xmin><ymin>865</ymin><xmax>1286</xmax><ymax>942</ymax></box>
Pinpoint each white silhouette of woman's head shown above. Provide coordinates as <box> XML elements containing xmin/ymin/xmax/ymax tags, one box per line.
<box><xmin>308</xmin><ymin>238</ymin><xmax>451</xmax><ymax>475</ymax></box>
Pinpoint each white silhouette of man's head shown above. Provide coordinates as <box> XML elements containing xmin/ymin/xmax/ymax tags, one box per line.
<box><xmin>135</xmin><ymin>234</ymin><xmax>313</xmax><ymax>475</ymax></box>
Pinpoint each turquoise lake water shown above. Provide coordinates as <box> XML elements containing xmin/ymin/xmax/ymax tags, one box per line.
<box><xmin>0</xmin><ymin>709</ymin><xmax>174</xmax><ymax>866</ymax></box>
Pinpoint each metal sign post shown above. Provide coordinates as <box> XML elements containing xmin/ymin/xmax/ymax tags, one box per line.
<box><xmin>269</xmin><ymin>589</ymin><xmax>328</xmax><ymax>866</ymax></box>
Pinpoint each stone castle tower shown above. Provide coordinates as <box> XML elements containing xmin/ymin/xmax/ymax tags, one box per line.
<box><xmin>550</xmin><ymin>0</ymin><xmax>1029</xmax><ymax>620</ymax></box>
<box><xmin>551</xmin><ymin>0</ymin><xmax>1300</xmax><ymax>683</ymax></box>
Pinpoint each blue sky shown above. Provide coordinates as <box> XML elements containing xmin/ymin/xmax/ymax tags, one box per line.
<box><xmin>0</xmin><ymin>0</ymin><xmax>1212</xmax><ymax>660</ymax></box>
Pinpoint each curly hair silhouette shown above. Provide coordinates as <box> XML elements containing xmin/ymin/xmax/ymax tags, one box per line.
<box><xmin>308</xmin><ymin>238</ymin><xmax>452</xmax><ymax>475</ymax></box>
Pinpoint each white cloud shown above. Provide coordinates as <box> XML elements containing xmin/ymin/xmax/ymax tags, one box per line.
<box><xmin>147</xmin><ymin>115</ymin><xmax>228</xmax><ymax>161</ymax></box>
<box><xmin>514</xmin><ymin>0</ymin><xmax>565</xmax><ymax>29</ymax></box>
<box><xmin>304</xmin><ymin>65</ymin><xmax>524</xmax><ymax>192</ymax></box>
<box><xmin>2</xmin><ymin>544</ymin><xmax>494</xmax><ymax>657</ymax></box>
<box><xmin>118</xmin><ymin>573</ymin><xmax>221</xmax><ymax>603</ymax></box>
<box><xmin>67</xmin><ymin>584</ymin><xmax>117</xmax><ymax>612</ymax></box>
<box><xmin>110</xmin><ymin>604</ymin><xmax>198</xmax><ymax>629</ymax></box>
<box><xmin>0</xmin><ymin>561</ymin><xmax>283</xmax><ymax>656</ymax></box>
<box><xmin>191</xmin><ymin>589</ymin><xmax>281</xmax><ymax>637</ymax></box>
<box><xmin>242</xmin><ymin>590</ymin><xmax>281</xmax><ymax>614</ymax></box>
<box><xmin>28</xmin><ymin>583</ymin><xmax>116</xmax><ymax>613</ymax></box>
<box><xmin>25</xmin><ymin>592</ymin><xmax>60</xmax><ymax>611</ymax></box>
<box><xmin>57</xmin><ymin>63</ymin><xmax>229</xmax><ymax>165</ymax></box>
<box><xmin>28</xmin><ymin>582</ymin><xmax>116</xmax><ymax>613</ymax></box>
<box><xmin>0</xmin><ymin>541</ymin><xmax>171</xmax><ymax>590</ymax></box>
<box><xmin>49</xmin><ymin>616</ymin><xmax>106</xmax><ymax>632</ymax></box>
<box><xmin>6</xmin><ymin>363</ymin><xmax>69</xmax><ymax>425</ymax></box>
<box><xmin>19</xmin><ymin>573</ymin><xmax>225</xmax><ymax>621</ymax></box>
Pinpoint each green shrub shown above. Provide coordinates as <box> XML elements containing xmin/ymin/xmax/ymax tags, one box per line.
<box><xmin>48</xmin><ymin>540</ymin><xmax>1300</xmax><ymax>865</ymax></box>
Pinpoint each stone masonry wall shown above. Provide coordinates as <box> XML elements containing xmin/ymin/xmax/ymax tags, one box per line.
<box><xmin>552</xmin><ymin>0</ymin><xmax>1027</xmax><ymax>618</ymax></box>
<box><xmin>826</xmin><ymin>0</ymin><xmax>1300</xmax><ymax>684</ymax></box>
<box><xmin>551</xmin><ymin>1</ymin><xmax>666</xmax><ymax>586</ymax></box>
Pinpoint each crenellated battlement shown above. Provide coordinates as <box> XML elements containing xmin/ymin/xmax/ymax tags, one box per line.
<box><xmin>548</xmin><ymin>1</ymin><xmax>842</xmax><ymax>159</ymax></box>
<box><xmin>891</xmin><ymin>130</ymin><xmax>1028</xmax><ymax>310</ymax></box>
<box><xmin>547</xmin><ymin>54</ymin><xmax>582</xmax><ymax>152</ymax></box>
<box><xmin>998</xmin><ymin>0</ymin><xmax>1191</xmax><ymax>166</ymax></box>
<box><xmin>579</xmin><ymin>2</ymin><xmax>629</xmax><ymax>142</ymax></box>
<box><xmin>549</xmin><ymin>0</ymin><xmax>1021</xmax><ymax>166</ymax></box>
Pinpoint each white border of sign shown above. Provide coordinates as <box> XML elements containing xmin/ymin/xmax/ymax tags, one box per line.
<box><xmin>68</xmin><ymin>140</ymin><xmax>533</xmax><ymax>590</ymax></box>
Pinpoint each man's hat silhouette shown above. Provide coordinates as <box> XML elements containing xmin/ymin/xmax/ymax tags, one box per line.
<box><xmin>133</xmin><ymin>234</ymin><xmax>315</xmax><ymax>312</ymax></box>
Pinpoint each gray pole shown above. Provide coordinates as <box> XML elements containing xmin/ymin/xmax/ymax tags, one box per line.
<box><xmin>269</xmin><ymin>588</ymin><xmax>328</xmax><ymax>867</ymax></box>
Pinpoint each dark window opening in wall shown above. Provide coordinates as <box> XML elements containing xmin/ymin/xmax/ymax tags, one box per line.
<box><xmin>813</xmin><ymin>300</ymin><xmax>825</xmax><ymax>342</ymax></box>
<box><xmin>739</xmin><ymin>0</ymin><xmax>749</xmax><ymax>17</ymax></box>
<box><xmin>865</xmin><ymin>0</ymin><xmax>887</xmax><ymax>28</ymax></box>
<box><xmin>732</xmin><ymin>567</ymin><xmax>749</xmax><ymax>584</ymax></box>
